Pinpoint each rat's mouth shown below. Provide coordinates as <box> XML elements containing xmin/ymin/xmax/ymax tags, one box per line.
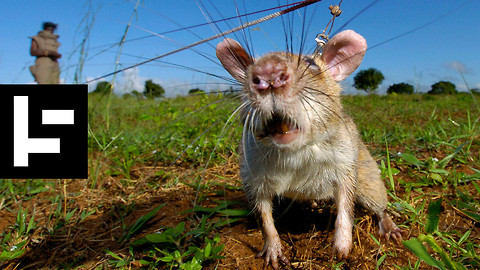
<box><xmin>256</xmin><ymin>114</ymin><xmax>299</xmax><ymax>145</ymax></box>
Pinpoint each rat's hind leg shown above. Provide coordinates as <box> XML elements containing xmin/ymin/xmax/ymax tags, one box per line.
<box><xmin>356</xmin><ymin>143</ymin><xmax>404</xmax><ymax>242</ymax></box>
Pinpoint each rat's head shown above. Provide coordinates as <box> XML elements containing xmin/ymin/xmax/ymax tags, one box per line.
<box><xmin>216</xmin><ymin>30</ymin><xmax>367</xmax><ymax>149</ymax></box>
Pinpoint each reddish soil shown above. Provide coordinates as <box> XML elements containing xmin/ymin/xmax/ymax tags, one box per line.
<box><xmin>1</xmin><ymin>155</ymin><xmax>479</xmax><ymax>270</ymax></box>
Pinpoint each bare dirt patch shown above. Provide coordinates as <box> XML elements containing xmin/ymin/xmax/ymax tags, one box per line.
<box><xmin>1</xmin><ymin>155</ymin><xmax>479</xmax><ymax>269</ymax></box>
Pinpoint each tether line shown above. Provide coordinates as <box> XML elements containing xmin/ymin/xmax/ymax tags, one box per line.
<box><xmin>85</xmin><ymin>0</ymin><xmax>322</xmax><ymax>84</ymax></box>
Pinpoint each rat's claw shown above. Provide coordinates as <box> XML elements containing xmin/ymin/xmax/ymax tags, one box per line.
<box><xmin>389</xmin><ymin>226</ymin><xmax>405</xmax><ymax>244</ymax></box>
<box><xmin>258</xmin><ymin>237</ymin><xmax>289</xmax><ymax>269</ymax></box>
<box><xmin>333</xmin><ymin>236</ymin><xmax>352</xmax><ymax>260</ymax></box>
<box><xmin>379</xmin><ymin>211</ymin><xmax>406</xmax><ymax>244</ymax></box>
<box><xmin>335</xmin><ymin>248</ymin><xmax>349</xmax><ymax>260</ymax></box>
<box><xmin>383</xmin><ymin>227</ymin><xmax>404</xmax><ymax>244</ymax></box>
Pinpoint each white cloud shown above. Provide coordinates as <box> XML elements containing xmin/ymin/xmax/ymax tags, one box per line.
<box><xmin>457</xmin><ymin>84</ymin><xmax>468</xmax><ymax>91</ymax></box>
<box><xmin>116</xmin><ymin>67</ymin><xmax>145</xmax><ymax>95</ymax></box>
<box><xmin>86</xmin><ymin>67</ymin><xmax>157</xmax><ymax>96</ymax></box>
<box><xmin>445</xmin><ymin>61</ymin><xmax>469</xmax><ymax>74</ymax></box>
<box><xmin>162</xmin><ymin>79</ymin><xmax>193</xmax><ymax>97</ymax></box>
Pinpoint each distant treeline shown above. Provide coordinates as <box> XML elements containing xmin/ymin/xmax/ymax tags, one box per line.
<box><xmin>354</xmin><ymin>68</ymin><xmax>478</xmax><ymax>95</ymax></box>
<box><xmin>90</xmin><ymin>68</ymin><xmax>478</xmax><ymax>98</ymax></box>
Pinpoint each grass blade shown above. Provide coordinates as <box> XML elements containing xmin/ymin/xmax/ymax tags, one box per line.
<box><xmin>125</xmin><ymin>204</ymin><xmax>166</xmax><ymax>240</ymax></box>
<box><xmin>418</xmin><ymin>234</ymin><xmax>463</xmax><ymax>270</ymax></box>
<box><xmin>438</xmin><ymin>142</ymin><xmax>468</xmax><ymax>169</ymax></box>
<box><xmin>400</xmin><ymin>153</ymin><xmax>424</xmax><ymax>168</ymax></box>
<box><xmin>426</xmin><ymin>198</ymin><xmax>442</xmax><ymax>234</ymax></box>
<box><xmin>376</xmin><ymin>253</ymin><xmax>387</xmax><ymax>270</ymax></box>
<box><xmin>403</xmin><ymin>238</ymin><xmax>446</xmax><ymax>270</ymax></box>
<box><xmin>217</xmin><ymin>209</ymin><xmax>250</xmax><ymax>217</ymax></box>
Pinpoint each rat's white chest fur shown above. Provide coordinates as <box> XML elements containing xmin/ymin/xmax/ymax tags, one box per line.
<box><xmin>240</xmin><ymin>126</ymin><xmax>358</xmax><ymax>201</ymax></box>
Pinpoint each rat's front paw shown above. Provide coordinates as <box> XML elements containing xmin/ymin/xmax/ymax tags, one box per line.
<box><xmin>257</xmin><ymin>235</ymin><xmax>289</xmax><ymax>269</ymax></box>
<box><xmin>380</xmin><ymin>223</ymin><xmax>405</xmax><ymax>243</ymax></box>
<box><xmin>379</xmin><ymin>211</ymin><xmax>406</xmax><ymax>243</ymax></box>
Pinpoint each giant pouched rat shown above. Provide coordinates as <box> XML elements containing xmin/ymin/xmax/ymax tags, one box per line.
<box><xmin>216</xmin><ymin>30</ymin><xmax>403</xmax><ymax>268</ymax></box>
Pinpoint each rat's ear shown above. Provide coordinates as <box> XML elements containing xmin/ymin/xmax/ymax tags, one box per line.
<box><xmin>216</xmin><ymin>38</ymin><xmax>253</xmax><ymax>81</ymax></box>
<box><xmin>320</xmin><ymin>30</ymin><xmax>367</xmax><ymax>81</ymax></box>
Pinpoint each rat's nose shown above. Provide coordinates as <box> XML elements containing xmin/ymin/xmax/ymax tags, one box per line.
<box><xmin>251</xmin><ymin>60</ymin><xmax>290</xmax><ymax>94</ymax></box>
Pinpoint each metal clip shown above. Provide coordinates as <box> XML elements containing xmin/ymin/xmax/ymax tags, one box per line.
<box><xmin>314</xmin><ymin>33</ymin><xmax>329</xmax><ymax>55</ymax></box>
<box><xmin>313</xmin><ymin>2</ymin><xmax>342</xmax><ymax>56</ymax></box>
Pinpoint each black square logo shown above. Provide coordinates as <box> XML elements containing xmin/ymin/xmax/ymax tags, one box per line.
<box><xmin>0</xmin><ymin>84</ymin><xmax>87</xmax><ymax>179</ymax></box>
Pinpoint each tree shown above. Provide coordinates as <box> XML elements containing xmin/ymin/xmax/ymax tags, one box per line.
<box><xmin>92</xmin><ymin>81</ymin><xmax>113</xmax><ymax>95</ymax></box>
<box><xmin>387</xmin><ymin>83</ymin><xmax>414</xmax><ymax>95</ymax></box>
<box><xmin>188</xmin><ymin>88</ymin><xmax>205</xmax><ymax>95</ymax></box>
<box><xmin>122</xmin><ymin>90</ymin><xmax>144</xmax><ymax>99</ymax></box>
<box><xmin>427</xmin><ymin>81</ymin><xmax>457</xmax><ymax>95</ymax></box>
<box><xmin>144</xmin><ymin>80</ymin><xmax>165</xmax><ymax>98</ymax></box>
<box><xmin>353</xmin><ymin>68</ymin><xmax>385</xmax><ymax>94</ymax></box>
<box><xmin>131</xmin><ymin>90</ymin><xmax>144</xmax><ymax>98</ymax></box>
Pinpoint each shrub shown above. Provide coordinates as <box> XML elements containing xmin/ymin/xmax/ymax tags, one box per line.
<box><xmin>188</xmin><ymin>88</ymin><xmax>205</xmax><ymax>95</ymax></box>
<box><xmin>387</xmin><ymin>83</ymin><xmax>414</xmax><ymax>95</ymax></box>
<box><xmin>427</xmin><ymin>81</ymin><xmax>457</xmax><ymax>95</ymax></box>
<box><xmin>92</xmin><ymin>81</ymin><xmax>113</xmax><ymax>95</ymax></box>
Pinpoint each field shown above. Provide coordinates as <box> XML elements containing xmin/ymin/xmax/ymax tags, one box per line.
<box><xmin>1</xmin><ymin>92</ymin><xmax>479</xmax><ymax>269</ymax></box>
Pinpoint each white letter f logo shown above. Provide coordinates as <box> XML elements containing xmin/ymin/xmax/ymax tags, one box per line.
<box><xmin>13</xmin><ymin>96</ymin><xmax>74</xmax><ymax>167</ymax></box>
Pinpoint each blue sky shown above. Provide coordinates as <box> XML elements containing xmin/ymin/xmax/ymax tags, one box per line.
<box><xmin>2</xmin><ymin>0</ymin><xmax>479</xmax><ymax>96</ymax></box>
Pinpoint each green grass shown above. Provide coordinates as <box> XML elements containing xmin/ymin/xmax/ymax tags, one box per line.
<box><xmin>1</xmin><ymin>92</ymin><xmax>479</xmax><ymax>269</ymax></box>
<box><xmin>345</xmin><ymin>94</ymin><xmax>480</xmax><ymax>269</ymax></box>
<box><xmin>87</xmin><ymin>93</ymin><xmax>480</xmax><ymax>179</ymax></box>
<box><xmin>88</xmin><ymin>92</ymin><xmax>241</xmax><ymax>169</ymax></box>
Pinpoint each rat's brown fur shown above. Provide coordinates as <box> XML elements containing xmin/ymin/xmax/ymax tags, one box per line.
<box><xmin>216</xmin><ymin>30</ymin><xmax>403</xmax><ymax>269</ymax></box>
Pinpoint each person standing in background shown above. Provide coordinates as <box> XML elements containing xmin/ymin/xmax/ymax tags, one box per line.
<box><xmin>30</xmin><ymin>22</ymin><xmax>62</xmax><ymax>84</ymax></box>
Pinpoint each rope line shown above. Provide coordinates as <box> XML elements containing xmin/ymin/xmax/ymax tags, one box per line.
<box><xmin>84</xmin><ymin>0</ymin><xmax>322</xmax><ymax>84</ymax></box>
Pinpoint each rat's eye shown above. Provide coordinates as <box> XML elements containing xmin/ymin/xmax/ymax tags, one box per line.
<box><xmin>304</xmin><ymin>57</ymin><xmax>319</xmax><ymax>70</ymax></box>
<box><xmin>252</xmin><ymin>77</ymin><xmax>260</xmax><ymax>84</ymax></box>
